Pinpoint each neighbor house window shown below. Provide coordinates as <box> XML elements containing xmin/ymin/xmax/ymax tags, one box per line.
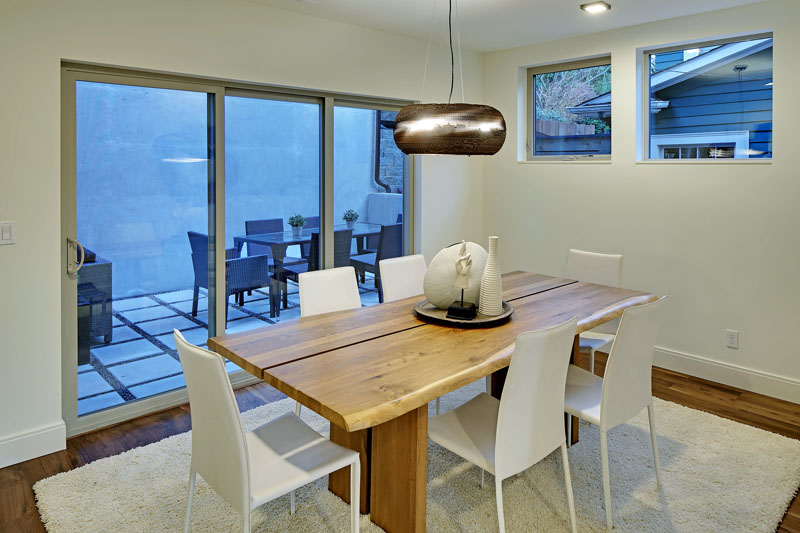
<box><xmin>645</xmin><ymin>35</ymin><xmax>773</xmax><ymax>160</ymax></box>
<box><xmin>527</xmin><ymin>57</ymin><xmax>611</xmax><ymax>159</ymax></box>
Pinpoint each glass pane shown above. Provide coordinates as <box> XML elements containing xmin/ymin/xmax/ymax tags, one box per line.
<box><xmin>224</xmin><ymin>96</ymin><xmax>321</xmax><ymax>334</ymax></box>
<box><xmin>334</xmin><ymin>106</ymin><xmax>407</xmax><ymax>307</ymax></box>
<box><xmin>75</xmin><ymin>81</ymin><xmax>211</xmax><ymax>416</ymax></box>
<box><xmin>649</xmin><ymin>37</ymin><xmax>773</xmax><ymax>159</ymax></box>
<box><xmin>533</xmin><ymin>64</ymin><xmax>611</xmax><ymax>157</ymax></box>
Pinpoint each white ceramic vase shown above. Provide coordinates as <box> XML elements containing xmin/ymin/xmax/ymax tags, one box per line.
<box><xmin>479</xmin><ymin>236</ymin><xmax>503</xmax><ymax>316</ymax></box>
<box><xmin>291</xmin><ymin>225</ymin><xmax>303</xmax><ymax>239</ymax></box>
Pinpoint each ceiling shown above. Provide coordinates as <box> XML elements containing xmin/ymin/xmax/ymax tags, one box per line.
<box><xmin>248</xmin><ymin>0</ymin><xmax>766</xmax><ymax>52</ymax></box>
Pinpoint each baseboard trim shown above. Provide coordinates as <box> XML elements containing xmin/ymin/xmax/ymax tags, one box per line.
<box><xmin>0</xmin><ymin>421</ymin><xmax>66</xmax><ymax>469</ymax></box>
<box><xmin>654</xmin><ymin>346</ymin><xmax>800</xmax><ymax>404</ymax></box>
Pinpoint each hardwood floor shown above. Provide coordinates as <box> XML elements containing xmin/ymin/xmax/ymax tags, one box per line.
<box><xmin>1</xmin><ymin>356</ymin><xmax>798</xmax><ymax>532</ymax></box>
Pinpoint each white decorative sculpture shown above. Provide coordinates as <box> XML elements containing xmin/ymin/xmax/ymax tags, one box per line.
<box><xmin>423</xmin><ymin>241</ymin><xmax>488</xmax><ymax>309</ymax></box>
<box><xmin>479</xmin><ymin>236</ymin><xmax>503</xmax><ymax>316</ymax></box>
<box><xmin>454</xmin><ymin>241</ymin><xmax>472</xmax><ymax>290</ymax></box>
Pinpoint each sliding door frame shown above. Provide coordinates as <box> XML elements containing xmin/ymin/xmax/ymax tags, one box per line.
<box><xmin>61</xmin><ymin>63</ymin><xmax>416</xmax><ymax>437</ymax></box>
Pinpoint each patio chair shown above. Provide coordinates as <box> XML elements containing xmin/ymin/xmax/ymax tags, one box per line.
<box><xmin>187</xmin><ymin>232</ymin><xmax>271</xmax><ymax>324</ymax></box>
<box><xmin>275</xmin><ymin>229</ymin><xmax>354</xmax><ymax>312</ymax></box>
<box><xmin>350</xmin><ymin>223</ymin><xmax>402</xmax><ymax>303</ymax></box>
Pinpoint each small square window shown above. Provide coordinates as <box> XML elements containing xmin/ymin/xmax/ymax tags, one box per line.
<box><xmin>646</xmin><ymin>36</ymin><xmax>773</xmax><ymax>160</ymax></box>
<box><xmin>527</xmin><ymin>59</ymin><xmax>611</xmax><ymax>159</ymax></box>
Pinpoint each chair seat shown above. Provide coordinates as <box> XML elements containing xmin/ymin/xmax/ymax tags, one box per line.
<box><xmin>246</xmin><ymin>412</ymin><xmax>359</xmax><ymax>507</ymax></box>
<box><xmin>564</xmin><ymin>365</ymin><xmax>603</xmax><ymax>426</ymax></box>
<box><xmin>350</xmin><ymin>252</ymin><xmax>377</xmax><ymax>270</ymax></box>
<box><xmin>579</xmin><ymin>331</ymin><xmax>615</xmax><ymax>353</ymax></box>
<box><xmin>428</xmin><ymin>392</ymin><xmax>499</xmax><ymax>474</ymax></box>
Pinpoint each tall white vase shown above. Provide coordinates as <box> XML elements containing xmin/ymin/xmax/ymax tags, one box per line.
<box><xmin>479</xmin><ymin>236</ymin><xmax>503</xmax><ymax>316</ymax></box>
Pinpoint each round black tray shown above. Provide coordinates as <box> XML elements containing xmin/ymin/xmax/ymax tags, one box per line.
<box><xmin>414</xmin><ymin>299</ymin><xmax>514</xmax><ymax>328</ymax></box>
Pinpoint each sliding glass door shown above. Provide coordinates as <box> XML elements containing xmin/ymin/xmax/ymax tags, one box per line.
<box><xmin>62</xmin><ymin>66</ymin><xmax>414</xmax><ymax>436</ymax></box>
<box><xmin>224</xmin><ymin>93</ymin><xmax>321</xmax><ymax>332</ymax></box>
<box><xmin>334</xmin><ymin>104</ymin><xmax>409</xmax><ymax>306</ymax></box>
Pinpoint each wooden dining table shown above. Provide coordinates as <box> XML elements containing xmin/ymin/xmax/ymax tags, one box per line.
<box><xmin>207</xmin><ymin>271</ymin><xmax>657</xmax><ymax>533</ymax></box>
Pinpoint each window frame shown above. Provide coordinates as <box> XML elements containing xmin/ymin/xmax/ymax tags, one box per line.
<box><xmin>525</xmin><ymin>55</ymin><xmax>612</xmax><ymax>162</ymax></box>
<box><xmin>639</xmin><ymin>32</ymin><xmax>773</xmax><ymax>163</ymax></box>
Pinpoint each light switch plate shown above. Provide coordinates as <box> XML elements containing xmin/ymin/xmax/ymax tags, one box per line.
<box><xmin>0</xmin><ymin>221</ymin><xmax>14</xmax><ymax>245</ymax></box>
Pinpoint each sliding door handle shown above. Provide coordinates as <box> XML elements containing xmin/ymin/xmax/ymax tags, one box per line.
<box><xmin>66</xmin><ymin>237</ymin><xmax>85</xmax><ymax>275</ymax></box>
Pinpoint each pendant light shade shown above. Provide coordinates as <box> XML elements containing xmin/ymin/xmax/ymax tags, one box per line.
<box><xmin>393</xmin><ymin>103</ymin><xmax>506</xmax><ymax>156</ymax></box>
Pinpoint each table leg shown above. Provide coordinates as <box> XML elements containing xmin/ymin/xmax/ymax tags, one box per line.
<box><xmin>370</xmin><ymin>405</ymin><xmax>427</xmax><ymax>533</ymax></box>
<box><xmin>329</xmin><ymin>424</ymin><xmax>371</xmax><ymax>514</ymax></box>
<box><xmin>569</xmin><ymin>334</ymin><xmax>580</xmax><ymax>445</ymax></box>
<box><xmin>490</xmin><ymin>368</ymin><xmax>508</xmax><ymax>399</ymax></box>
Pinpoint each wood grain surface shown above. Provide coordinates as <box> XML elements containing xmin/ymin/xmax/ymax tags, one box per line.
<box><xmin>265</xmin><ymin>280</ymin><xmax>656</xmax><ymax>431</ymax></box>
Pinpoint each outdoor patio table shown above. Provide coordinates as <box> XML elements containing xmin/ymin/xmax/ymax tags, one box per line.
<box><xmin>207</xmin><ymin>271</ymin><xmax>657</xmax><ymax>532</ymax></box>
<box><xmin>233</xmin><ymin>222</ymin><xmax>382</xmax><ymax>317</ymax></box>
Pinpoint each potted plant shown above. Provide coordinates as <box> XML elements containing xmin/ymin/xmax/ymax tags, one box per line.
<box><xmin>343</xmin><ymin>209</ymin><xmax>359</xmax><ymax>229</ymax></box>
<box><xmin>288</xmin><ymin>214</ymin><xmax>306</xmax><ymax>239</ymax></box>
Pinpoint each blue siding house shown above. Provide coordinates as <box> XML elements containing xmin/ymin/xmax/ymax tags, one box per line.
<box><xmin>570</xmin><ymin>38</ymin><xmax>772</xmax><ymax>158</ymax></box>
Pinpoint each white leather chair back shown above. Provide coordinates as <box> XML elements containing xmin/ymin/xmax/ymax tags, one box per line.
<box><xmin>565</xmin><ymin>248</ymin><xmax>623</xmax><ymax>287</ymax></box>
<box><xmin>495</xmin><ymin>317</ymin><xmax>578</xmax><ymax>480</ymax></box>
<box><xmin>298</xmin><ymin>266</ymin><xmax>362</xmax><ymax>317</ymax></box>
<box><xmin>600</xmin><ymin>296</ymin><xmax>668</xmax><ymax>430</ymax></box>
<box><xmin>379</xmin><ymin>254</ymin><xmax>427</xmax><ymax>303</ymax></box>
<box><xmin>174</xmin><ymin>329</ymin><xmax>250</xmax><ymax>515</ymax></box>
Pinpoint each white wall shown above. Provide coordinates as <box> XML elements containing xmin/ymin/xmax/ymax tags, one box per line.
<box><xmin>0</xmin><ymin>0</ymin><xmax>484</xmax><ymax>467</ymax></box>
<box><xmin>482</xmin><ymin>0</ymin><xmax>800</xmax><ymax>402</ymax></box>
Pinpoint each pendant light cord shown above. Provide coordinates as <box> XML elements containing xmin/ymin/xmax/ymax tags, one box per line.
<box><xmin>455</xmin><ymin>0</ymin><xmax>465</xmax><ymax>102</ymax></box>
<box><xmin>448</xmin><ymin>0</ymin><xmax>454</xmax><ymax>104</ymax></box>
<box><xmin>420</xmin><ymin>0</ymin><xmax>437</xmax><ymax>102</ymax></box>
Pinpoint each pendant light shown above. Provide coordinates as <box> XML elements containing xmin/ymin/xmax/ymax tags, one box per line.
<box><xmin>393</xmin><ymin>0</ymin><xmax>506</xmax><ymax>156</ymax></box>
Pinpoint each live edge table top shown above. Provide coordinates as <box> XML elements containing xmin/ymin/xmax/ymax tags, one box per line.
<box><xmin>207</xmin><ymin>271</ymin><xmax>656</xmax><ymax>432</ymax></box>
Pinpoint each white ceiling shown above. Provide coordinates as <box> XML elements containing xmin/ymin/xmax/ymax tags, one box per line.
<box><xmin>247</xmin><ymin>0</ymin><xmax>765</xmax><ymax>52</ymax></box>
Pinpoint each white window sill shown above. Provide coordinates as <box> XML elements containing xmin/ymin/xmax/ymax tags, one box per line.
<box><xmin>635</xmin><ymin>159</ymin><xmax>772</xmax><ymax>165</ymax></box>
<box><xmin>517</xmin><ymin>159</ymin><xmax>612</xmax><ymax>165</ymax></box>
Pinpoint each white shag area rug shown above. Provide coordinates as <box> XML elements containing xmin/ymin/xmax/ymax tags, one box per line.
<box><xmin>35</xmin><ymin>381</ymin><xmax>800</xmax><ymax>532</ymax></box>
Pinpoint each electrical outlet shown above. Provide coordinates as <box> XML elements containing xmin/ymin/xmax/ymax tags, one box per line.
<box><xmin>0</xmin><ymin>221</ymin><xmax>14</xmax><ymax>245</ymax></box>
<box><xmin>725</xmin><ymin>329</ymin><xmax>739</xmax><ymax>349</ymax></box>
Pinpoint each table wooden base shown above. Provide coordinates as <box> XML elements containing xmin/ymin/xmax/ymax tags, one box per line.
<box><xmin>329</xmin><ymin>424</ymin><xmax>372</xmax><ymax>514</ymax></box>
<box><xmin>371</xmin><ymin>405</ymin><xmax>428</xmax><ymax>533</ymax></box>
<box><xmin>329</xmin><ymin>405</ymin><xmax>428</xmax><ymax>531</ymax></box>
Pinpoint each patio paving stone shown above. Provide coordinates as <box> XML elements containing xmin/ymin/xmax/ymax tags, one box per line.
<box><xmin>225</xmin><ymin>316</ymin><xmax>272</xmax><ymax>334</ymax></box>
<box><xmin>156</xmin><ymin>289</ymin><xmax>200</xmax><ymax>303</ymax></box>
<box><xmin>136</xmin><ymin>315</ymin><xmax>202</xmax><ymax>336</ymax></box>
<box><xmin>225</xmin><ymin>360</ymin><xmax>244</xmax><ymax>374</ymax></box>
<box><xmin>129</xmin><ymin>374</ymin><xmax>186</xmax><ymax>399</ymax></box>
<box><xmin>92</xmin><ymin>338</ymin><xmax>163</xmax><ymax>366</ymax></box>
<box><xmin>120</xmin><ymin>305</ymin><xmax>177</xmax><ymax>323</ymax></box>
<box><xmin>106</xmin><ymin>326</ymin><xmax>145</xmax><ymax>343</ymax></box>
<box><xmin>112</xmin><ymin>316</ymin><xmax>123</xmax><ymax>327</ymax></box>
<box><xmin>171</xmin><ymin>298</ymin><xmax>207</xmax><ymax>314</ymax></box>
<box><xmin>78</xmin><ymin>364</ymin><xmax>93</xmax><ymax>373</ymax></box>
<box><xmin>197</xmin><ymin>307</ymin><xmax>247</xmax><ymax>324</ymax></box>
<box><xmin>155</xmin><ymin>328</ymin><xmax>209</xmax><ymax>350</ymax></box>
<box><xmin>113</xmin><ymin>296</ymin><xmax>158</xmax><ymax>312</ymax></box>
<box><xmin>78</xmin><ymin>391</ymin><xmax>125</xmax><ymax>416</ymax></box>
<box><xmin>107</xmin><ymin>354</ymin><xmax>183</xmax><ymax>387</ymax></box>
<box><xmin>78</xmin><ymin>371</ymin><xmax>114</xmax><ymax>398</ymax></box>
<box><xmin>240</xmin><ymin>298</ymin><xmax>273</xmax><ymax>315</ymax></box>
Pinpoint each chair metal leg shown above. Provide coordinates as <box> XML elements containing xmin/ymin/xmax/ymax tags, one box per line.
<box><xmin>561</xmin><ymin>443</ymin><xmax>578</xmax><ymax>533</ymax></box>
<box><xmin>435</xmin><ymin>397</ymin><xmax>440</xmax><ymax>415</ymax></box>
<box><xmin>600</xmin><ymin>430</ymin><xmax>613</xmax><ymax>530</ymax></box>
<box><xmin>647</xmin><ymin>403</ymin><xmax>662</xmax><ymax>487</ymax></box>
<box><xmin>495</xmin><ymin>479</ymin><xmax>506</xmax><ymax>533</ymax></box>
<box><xmin>184</xmin><ymin>469</ymin><xmax>196</xmax><ymax>533</ymax></box>
<box><xmin>480</xmin><ymin>468</ymin><xmax>485</xmax><ymax>489</ymax></box>
<box><xmin>566</xmin><ymin>414</ymin><xmax>572</xmax><ymax>446</ymax></box>
<box><xmin>295</xmin><ymin>401</ymin><xmax>302</xmax><ymax>416</ymax></box>
<box><xmin>350</xmin><ymin>456</ymin><xmax>360</xmax><ymax>533</ymax></box>
<box><xmin>589</xmin><ymin>348</ymin><xmax>596</xmax><ymax>374</ymax></box>
<box><xmin>485</xmin><ymin>375</ymin><xmax>491</xmax><ymax>394</ymax></box>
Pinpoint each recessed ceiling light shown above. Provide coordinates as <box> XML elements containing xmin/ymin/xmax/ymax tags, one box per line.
<box><xmin>581</xmin><ymin>2</ymin><xmax>611</xmax><ymax>14</ymax></box>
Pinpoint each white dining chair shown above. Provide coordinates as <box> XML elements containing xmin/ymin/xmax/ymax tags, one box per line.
<box><xmin>565</xmin><ymin>248</ymin><xmax>623</xmax><ymax>374</ymax></box>
<box><xmin>428</xmin><ymin>318</ymin><xmax>579</xmax><ymax>533</ymax></box>
<box><xmin>564</xmin><ymin>295</ymin><xmax>667</xmax><ymax>530</ymax></box>
<box><xmin>378</xmin><ymin>254</ymin><xmax>427</xmax><ymax>303</ymax></box>
<box><xmin>296</xmin><ymin>266</ymin><xmax>362</xmax><ymax>415</ymax></box>
<box><xmin>174</xmin><ymin>330</ymin><xmax>360</xmax><ymax>533</ymax></box>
